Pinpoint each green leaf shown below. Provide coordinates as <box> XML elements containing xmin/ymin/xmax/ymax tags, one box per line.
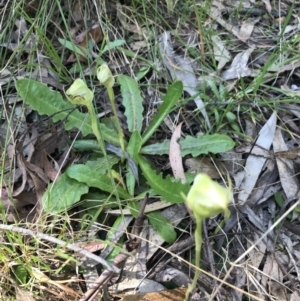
<box><xmin>138</xmin><ymin>155</ymin><xmax>189</xmax><ymax>204</ymax></box>
<box><xmin>127</xmin><ymin>201</ymin><xmax>140</xmax><ymax>218</ymax></box>
<box><xmin>11</xmin><ymin>265</ymin><xmax>28</xmax><ymax>285</ymax></box>
<box><xmin>127</xmin><ymin>131</ymin><xmax>142</xmax><ymax>162</ymax></box>
<box><xmin>42</xmin><ymin>173</ymin><xmax>89</xmax><ymax>213</ymax></box>
<box><xmin>141</xmin><ymin>134</ymin><xmax>235</xmax><ymax>156</ymax></box>
<box><xmin>102</xmin><ymin>40</ymin><xmax>125</xmax><ymax>53</ymax></box>
<box><xmin>141</xmin><ymin>81</ymin><xmax>183</xmax><ymax>145</ymax></box>
<box><xmin>105</xmin><ymin>216</ymin><xmax>124</xmax><ymax>262</ymax></box>
<box><xmin>66</xmin><ymin>164</ymin><xmax>131</xmax><ymax>200</ymax></box>
<box><xmin>147</xmin><ymin>212</ymin><xmax>176</xmax><ymax>243</ymax></box>
<box><xmin>58</xmin><ymin>38</ymin><xmax>88</xmax><ymax>57</ymax></box>
<box><xmin>118</xmin><ymin>75</ymin><xmax>144</xmax><ymax>133</ymax></box>
<box><xmin>126</xmin><ymin>131</ymin><xmax>142</xmax><ymax>195</ymax></box>
<box><xmin>85</xmin><ymin>155</ymin><xmax>120</xmax><ymax>174</ymax></box>
<box><xmin>16</xmin><ymin>79</ymin><xmax>120</xmax><ymax>145</ymax></box>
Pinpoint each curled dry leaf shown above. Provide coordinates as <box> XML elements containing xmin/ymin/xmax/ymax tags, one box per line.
<box><xmin>41</xmin><ymin>150</ymin><xmax>60</xmax><ymax>182</ymax></box>
<box><xmin>184</xmin><ymin>157</ymin><xmax>223</xmax><ymax>179</ymax></box>
<box><xmin>121</xmin><ymin>288</ymin><xmax>186</xmax><ymax>301</ymax></box>
<box><xmin>222</xmin><ymin>48</ymin><xmax>260</xmax><ymax>80</ymax></box>
<box><xmin>211</xmin><ymin>35</ymin><xmax>231</xmax><ymax>70</ymax></box>
<box><xmin>238</xmin><ymin>20</ymin><xmax>255</xmax><ymax>41</ymax></box>
<box><xmin>273</xmin><ymin>128</ymin><xmax>299</xmax><ymax>199</ymax></box>
<box><xmin>169</xmin><ymin>122</ymin><xmax>186</xmax><ymax>183</ymax></box>
<box><xmin>82</xmin><ymin>241</ymin><xmax>105</xmax><ymax>253</ymax></box>
<box><xmin>67</xmin><ymin>24</ymin><xmax>103</xmax><ymax>63</ymax></box>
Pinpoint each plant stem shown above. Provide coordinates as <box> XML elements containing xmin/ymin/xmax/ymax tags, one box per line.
<box><xmin>185</xmin><ymin>217</ymin><xmax>203</xmax><ymax>300</ymax></box>
<box><xmin>86</xmin><ymin>104</ymin><xmax>106</xmax><ymax>154</ymax></box>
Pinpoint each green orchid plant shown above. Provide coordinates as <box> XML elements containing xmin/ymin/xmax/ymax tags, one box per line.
<box><xmin>66</xmin><ymin>64</ymin><xmax>126</xmax><ymax>158</ymax></box>
<box><xmin>97</xmin><ymin>64</ymin><xmax>125</xmax><ymax>158</ymax></box>
<box><xmin>66</xmin><ymin>78</ymin><xmax>106</xmax><ymax>155</ymax></box>
<box><xmin>183</xmin><ymin>173</ymin><xmax>232</xmax><ymax>300</ymax></box>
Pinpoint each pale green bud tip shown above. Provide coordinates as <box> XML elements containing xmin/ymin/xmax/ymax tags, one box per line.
<box><xmin>66</xmin><ymin>79</ymin><xmax>93</xmax><ymax>106</ymax></box>
<box><xmin>186</xmin><ymin>173</ymin><xmax>231</xmax><ymax>219</ymax></box>
<box><xmin>97</xmin><ymin>64</ymin><xmax>115</xmax><ymax>88</ymax></box>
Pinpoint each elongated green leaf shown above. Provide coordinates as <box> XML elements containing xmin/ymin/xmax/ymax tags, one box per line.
<box><xmin>42</xmin><ymin>173</ymin><xmax>89</xmax><ymax>213</ymax></box>
<box><xmin>141</xmin><ymin>81</ymin><xmax>183</xmax><ymax>145</ymax></box>
<box><xmin>126</xmin><ymin>131</ymin><xmax>142</xmax><ymax>195</ymax></box>
<box><xmin>138</xmin><ymin>155</ymin><xmax>189</xmax><ymax>204</ymax></box>
<box><xmin>141</xmin><ymin>134</ymin><xmax>235</xmax><ymax>156</ymax></box>
<box><xmin>58</xmin><ymin>38</ymin><xmax>88</xmax><ymax>57</ymax></box>
<box><xmin>105</xmin><ymin>216</ymin><xmax>124</xmax><ymax>262</ymax></box>
<box><xmin>16</xmin><ymin>79</ymin><xmax>120</xmax><ymax>145</ymax></box>
<box><xmin>118</xmin><ymin>75</ymin><xmax>144</xmax><ymax>133</ymax></box>
<box><xmin>102</xmin><ymin>40</ymin><xmax>125</xmax><ymax>54</ymax></box>
<box><xmin>66</xmin><ymin>164</ymin><xmax>131</xmax><ymax>200</ymax></box>
<box><xmin>147</xmin><ymin>212</ymin><xmax>176</xmax><ymax>243</ymax></box>
<box><xmin>127</xmin><ymin>131</ymin><xmax>142</xmax><ymax>162</ymax></box>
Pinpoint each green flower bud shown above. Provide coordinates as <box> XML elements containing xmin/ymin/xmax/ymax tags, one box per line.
<box><xmin>66</xmin><ymin>79</ymin><xmax>93</xmax><ymax>106</ymax></box>
<box><xmin>97</xmin><ymin>64</ymin><xmax>115</xmax><ymax>88</ymax></box>
<box><xmin>186</xmin><ymin>173</ymin><xmax>231</xmax><ymax>219</ymax></box>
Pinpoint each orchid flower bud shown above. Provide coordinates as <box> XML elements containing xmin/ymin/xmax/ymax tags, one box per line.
<box><xmin>186</xmin><ymin>173</ymin><xmax>231</xmax><ymax>219</ymax></box>
<box><xmin>66</xmin><ymin>79</ymin><xmax>93</xmax><ymax>106</ymax></box>
<box><xmin>97</xmin><ymin>64</ymin><xmax>115</xmax><ymax>88</ymax></box>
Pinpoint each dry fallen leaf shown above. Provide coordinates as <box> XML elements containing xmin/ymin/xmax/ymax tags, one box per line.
<box><xmin>211</xmin><ymin>35</ymin><xmax>231</xmax><ymax>70</ymax></box>
<box><xmin>239</xmin><ymin>20</ymin><xmax>254</xmax><ymax>41</ymax></box>
<box><xmin>121</xmin><ymin>287</ymin><xmax>186</xmax><ymax>301</ymax></box>
<box><xmin>169</xmin><ymin>122</ymin><xmax>185</xmax><ymax>183</ymax></box>
<box><xmin>159</xmin><ymin>31</ymin><xmax>211</xmax><ymax>128</ymax></box>
<box><xmin>222</xmin><ymin>48</ymin><xmax>260</xmax><ymax>80</ymax></box>
<box><xmin>273</xmin><ymin>128</ymin><xmax>299</xmax><ymax>200</ymax></box>
<box><xmin>67</xmin><ymin>24</ymin><xmax>103</xmax><ymax>63</ymax></box>
<box><xmin>184</xmin><ymin>157</ymin><xmax>223</xmax><ymax>179</ymax></box>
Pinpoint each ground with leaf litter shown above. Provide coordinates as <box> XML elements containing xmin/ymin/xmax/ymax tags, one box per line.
<box><xmin>0</xmin><ymin>0</ymin><xmax>300</xmax><ymax>300</ymax></box>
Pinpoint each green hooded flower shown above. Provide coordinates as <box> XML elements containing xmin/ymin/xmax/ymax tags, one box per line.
<box><xmin>186</xmin><ymin>173</ymin><xmax>231</xmax><ymax>219</ymax></box>
<box><xmin>97</xmin><ymin>64</ymin><xmax>115</xmax><ymax>88</ymax></box>
<box><xmin>66</xmin><ymin>79</ymin><xmax>93</xmax><ymax>106</ymax></box>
